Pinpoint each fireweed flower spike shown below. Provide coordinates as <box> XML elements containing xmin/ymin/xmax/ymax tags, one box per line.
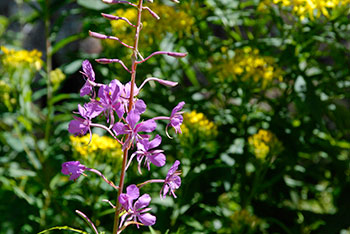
<box><xmin>119</xmin><ymin>184</ymin><xmax>156</xmax><ymax>228</ymax></box>
<box><xmin>61</xmin><ymin>161</ymin><xmax>86</xmax><ymax>181</ymax></box>
<box><xmin>161</xmin><ymin>160</ymin><xmax>181</xmax><ymax>199</ymax></box>
<box><xmin>63</xmin><ymin>0</ymin><xmax>188</xmax><ymax>233</ymax></box>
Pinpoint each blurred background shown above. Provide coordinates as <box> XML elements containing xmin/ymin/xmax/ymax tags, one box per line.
<box><xmin>1</xmin><ymin>0</ymin><xmax>350</xmax><ymax>233</ymax></box>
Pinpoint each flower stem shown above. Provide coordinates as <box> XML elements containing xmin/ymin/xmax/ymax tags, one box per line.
<box><xmin>112</xmin><ymin>0</ymin><xmax>143</xmax><ymax>233</ymax></box>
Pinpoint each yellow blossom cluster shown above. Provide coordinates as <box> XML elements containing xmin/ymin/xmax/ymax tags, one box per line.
<box><xmin>0</xmin><ymin>80</ymin><xmax>15</xmax><ymax>110</ymax></box>
<box><xmin>70</xmin><ymin>134</ymin><xmax>122</xmax><ymax>160</ymax></box>
<box><xmin>217</xmin><ymin>47</ymin><xmax>283</xmax><ymax>89</ymax></box>
<box><xmin>50</xmin><ymin>68</ymin><xmax>66</xmax><ymax>90</ymax></box>
<box><xmin>248</xmin><ymin>129</ymin><xmax>283</xmax><ymax>160</ymax></box>
<box><xmin>1</xmin><ymin>46</ymin><xmax>43</xmax><ymax>71</ymax></box>
<box><xmin>181</xmin><ymin>111</ymin><xmax>218</xmax><ymax>138</ymax></box>
<box><xmin>110</xmin><ymin>3</ymin><xmax>194</xmax><ymax>46</ymax></box>
<box><xmin>259</xmin><ymin>0</ymin><xmax>350</xmax><ymax>20</ymax></box>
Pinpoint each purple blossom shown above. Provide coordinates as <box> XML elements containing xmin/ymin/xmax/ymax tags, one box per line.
<box><xmin>128</xmin><ymin>135</ymin><xmax>166</xmax><ymax>174</ymax></box>
<box><xmin>80</xmin><ymin>60</ymin><xmax>96</xmax><ymax>97</ymax></box>
<box><xmin>97</xmin><ymin>79</ymin><xmax>124</xmax><ymax>122</ymax></box>
<box><xmin>167</xmin><ymin>101</ymin><xmax>185</xmax><ymax>136</ymax></box>
<box><xmin>161</xmin><ymin>160</ymin><xmax>181</xmax><ymax>199</ymax></box>
<box><xmin>119</xmin><ymin>184</ymin><xmax>156</xmax><ymax>228</ymax></box>
<box><xmin>61</xmin><ymin>161</ymin><xmax>86</xmax><ymax>180</ymax></box>
<box><xmin>68</xmin><ymin>104</ymin><xmax>94</xmax><ymax>136</ymax></box>
<box><xmin>112</xmin><ymin>110</ymin><xmax>156</xmax><ymax>150</ymax></box>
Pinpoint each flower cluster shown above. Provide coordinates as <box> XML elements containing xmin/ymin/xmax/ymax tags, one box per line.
<box><xmin>70</xmin><ymin>133</ymin><xmax>122</xmax><ymax>159</ymax></box>
<box><xmin>259</xmin><ymin>0</ymin><xmax>350</xmax><ymax>20</ymax></box>
<box><xmin>216</xmin><ymin>47</ymin><xmax>283</xmax><ymax>89</ymax></box>
<box><xmin>50</xmin><ymin>68</ymin><xmax>66</xmax><ymax>90</ymax></box>
<box><xmin>180</xmin><ymin>110</ymin><xmax>218</xmax><ymax>138</ymax></box>
<box><xmin>1</xmin><ymin>46</ymin><xmax>43</xmax><ymax>71</ymax></box>
<box><xmin>109</xmin><ymin>3</ymin><xmax>194</xmax><ymax>46</ymax></box>
<box><xmin>61</xmin><ymin>1</ymin><xmax>187</xmax><ymax>232</ymax></box>
<box><xmin>248</xmin><ymin>129</ymin><xmax>283</xmax><ymax>160</ymax></box>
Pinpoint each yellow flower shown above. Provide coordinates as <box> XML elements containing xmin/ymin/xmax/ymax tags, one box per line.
<box><xmin>109</xmin><ymin>3</ymin><xmax>195</xmax><ymax>48</ymax></box>
<box><xmin>216</xmin><ymin>47</ymin><xmax>283</xmax><ymax>89</ymax></box>
<box><xmin>1</xmin><ymin>46</ymin><xmax>43</xmax><ymax>71</ymax></box>
<box><xmin>70</xmin><ymin>134</ymin><xmax>122</xmax><ymax>160</ymax></box>
<box><xmin>266</xmin><ymin>0</ymin><xmax>350</xmax><ymax>20</ymax></box>
<box><xmin>248</xmin><ymin>129</ymin><xmax>283</xmax><ymax>160</ymax></box>
<box><xmin>50</xmin><ymin>68</ymin><xmax>66</xmax><ymax>87</ymax></box>
<box><xmin>180</xmin><ymin>111</ymin><xmax>218</xmax><ymax>139</ymax></box>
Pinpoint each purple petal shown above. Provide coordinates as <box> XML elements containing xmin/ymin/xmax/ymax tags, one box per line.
<box><xmin>78</xmin><ymin>104</ymin><xmax>87</xmax><ymax>118</ymax></box>
<box><xmin>68</xmin><ymin>119</ymin><xmax>89</xmax><ymax>135</ymax></box>
<box><xmin>149</xmin><ymin>153</ymin><xmax>166</xmax><ymax>167</ymax></box>
<box><xmin>61</xmin><ymin>161</ymin><xmax>86</xmax><ymax>180</ymax></box>
<box><xmin>126</xmin><ymin>184</ymin><xmax>140</xmax><ymax>200</ymax></box>
<box><xmin>136</xmin><ymin>119</ymin><xmax>157</xmax><ymax>133</ymax></box>
<box><xmin>134</xmin><ymin>99</ymin><xmax>146</xmax><ymax>114</ymax></box>
<box><xmin>170</xmin><ymin>175</ymin><xmax>181</xmax><ymax>190</ymax></box>
<box><xmin>126</xmin><ymin>111</ymin><xmax>140</xmax><ymax>129</ymax></box>
<box><xmin>84</xmin><ymin>102</ymin><xmax>103</xmax><ymax>119</ymax></box>
<box><xmin>109</xmin><ymin>79</ymin><xmax>121</xmax><ymax>101</ymax></box>
<box><xmin>162</xmin><ymin>185</ymin><xmax>170</xmax><ymax>198</ymax></box>
<box><xmin>119</xmin><ymin>193</ymin><xmax>130</xmax><ymax>210</ymax></box>
<box><xmin>134</xmin><ymin>194</ymin><xmax>151</xmax><ymax>210</ymax></box>
<box><xmin>82</xmin><ymin>60</ymin><xmax>95</xmax><ymax>81</ymax></box>
<box><xmin>148</xmin><ymin>135</ymin><xmax>162</xmax><ymax>149</ymax></box>
<box><xmin>80</xmin><ymin>81</ymin><xmax>92</xmax><ymax>97</ymax></box>
<box><xmin>124</xmin><ymin>82</ymin><xmax>139</xmax><ymax>98</ymax></box>
<box><xmin>138</xmin><ymin>213</ymin><xmax>156</xmax><ymax>226</ymax></box>
<box><xmin>167</xmin><ymin>160</ymin><xmax>180</xmax><ymax>177</ymax></box>
<box><xmin>112</xmin><ymin>122</ymin><xmax>128</xmax><ymax>135</ymax></box>
<box><xmin>171</xmin><ymin>101</ymin><xmax>185</xmax><ymax>117</ymax></box>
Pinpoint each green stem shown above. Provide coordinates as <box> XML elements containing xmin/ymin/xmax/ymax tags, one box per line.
<box><xmin>44</xmin><ymin>0</ymin><xmax>53</xmax><ymax>144</ymax></box>
<box><xmin>112</xmin><ymin>1</ymin><xmax>143</xmax><ymax>233</ymax></box>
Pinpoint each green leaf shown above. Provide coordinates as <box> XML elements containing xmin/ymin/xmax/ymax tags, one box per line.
<box><xmin>77</xmin><ymin>0</ymin><xmax>109</xmax><ymax>10</ymax></box>
<box><xmin>37</xmin><ymin>226</ymin><xmax>89</xmax><ymax>234</ymax></box>
<box><xmin>50</xmin><ymin>33</ymin><xmax>85</xmax><ymax>56</ymax></box>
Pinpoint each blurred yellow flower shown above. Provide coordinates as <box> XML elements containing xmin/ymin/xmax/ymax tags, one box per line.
<box><xmin>260</xmin><ymin>0</ymin><xmax>350</xmax><ymax>20</ymax></box>
<box><xmin>1</xmin><ymin>46</ymin><xmax>43</xmax><ymax>71</ymax></box>
<box><xmin>180</xmin><ymin>110</ymin><xmax>218</xmax><ymax>139</ymax></box>
<box><xmin>70</xmin><ymin>134</ymin><xmax>122</xmax><ymax>160</ymax></box>
<box><xmin>248</xmin><ymin>129</ymin><xmax>283</xmax><ymax>160</ymax></box>
<box><xmin>216</xmin><ymin>47</ymin><xmax>283</xmax><ymax>89</ymax></box>
<box><xmin>109</xmin><ymin>3</ymin><xmax>195</xmax><ymax>47</ymax></box>
<box><xmin>50</xmin><ymin>68</ymin><xmax>66</xmax><ymax>88</ymax></box>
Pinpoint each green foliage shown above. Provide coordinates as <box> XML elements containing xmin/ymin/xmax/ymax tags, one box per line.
<box><xmin>1</xmin><ymin>0</ymin><xmax>350</xmax><ymax>233</ymax></box>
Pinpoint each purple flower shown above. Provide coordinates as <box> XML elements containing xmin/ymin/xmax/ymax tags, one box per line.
<box><xmin>128</xmin><ymin>135</ymin><xmax>166</xmax><ymax>174</ymax></box>
<box><xmin>167</xmin><ymin>101</ymin><xmax>185</xmax><ymax>136</ymax></box>
<box><xmin>80</xmin><ymin>60</ymin><xmax>95</xmax><ymax>97</ymax></box>
<box><xmin>97</xmin><ymin>79</ymin><xmax>124</xmax><ymax>122</ymax></box>
<box><xmin>61</xmin><ymin>161</ymin><xmax>86</xmax><ymax>180</ymax></box>
<box><xmin>68</xmin><ymin>104</ymin><xmax>93</xmax><ymax>136</ymax></box>
<box><xmin>119</xmin><ymin>82</ymin><xmax>146</xmax><ymax>115</ymax></box>
<box><xmin>119</xmin><ymin>184</ymin><xmax>156</xmax><ymax>228</ymax></box>
<box><xmin>112</xmin><ymin>110</ymin><xmax>156</xmax><ymax>150</ymax></box>
<box><xmin>161</xmin><ymin>160</ymin><xmax>181</xmax><ymax>199</ymax></box>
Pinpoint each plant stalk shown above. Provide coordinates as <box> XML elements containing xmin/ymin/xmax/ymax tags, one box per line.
<box><xmin>112</xmin><ymin>0</ymin><xmax>143</xmax><ymax>233</ymax></box>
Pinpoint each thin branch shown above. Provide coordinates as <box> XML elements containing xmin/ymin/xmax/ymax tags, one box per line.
<box><xmin>135</xmin><ymin>51</ymin><xmax>187</xmax><ymax>64</ymax></box>
<box><xmin>142</xmin><ymin>6</ymin><xmax>160</xmax><ymax>20</ymax></box>
<box><xmin>102</xmin><ymin>0</ymin><xmax>137</xmax><ymax>7</ymax></box>
<box><xmin>89</xmin><ymin>31</ymin><xmax>134</xmax><ymax>49</ymax></box>
<box><xmin>101</xmin><ymin>13</ymin><xmax>136</xmax><ymax>27</ymax></box>
<box><xmin>95</xmin><ymin>58</ymin><xmax>131</xmax><ymax>73</ymax></box>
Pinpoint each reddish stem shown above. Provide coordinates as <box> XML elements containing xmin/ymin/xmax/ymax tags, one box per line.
<box><xmin>112</xmin><ymin>0</ymin><xmax>143</xmax><ymax>233</ymax></box>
